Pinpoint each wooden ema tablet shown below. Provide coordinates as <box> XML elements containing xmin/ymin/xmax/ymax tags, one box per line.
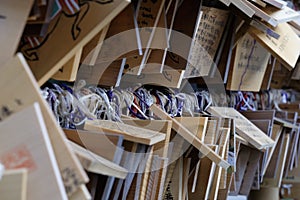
<box><xmin>209</xmin><ymin>128</ymin><xmax>230</xmax><ymax>200</ymax></box>
<box><xmin>279</xmin><ymin>102</ymin><xmax>300</xmax><ymax>110</ymax></box>
<box><xmin>209</xmin><ymin>12</ymin><xmax>234</xmax><ymax>79</ymax></box>
<box><xmin>69</xmin><ymin>141</ymin><xmax>128</xmax><ymax>179</ymax></box>
<box><xmin>239</xmin><ymin>148</ymin><xmax>262</xmax><ymax>196</ymax></box>
<box><xmin>230</xmin><ymin>144</ymin><xmax>251</xmax><ymax>195</ymax></box>
<box><xmin>264</xmin><ymin>130</ymin><xmax>285</xmax><ymax>179</ymax></box>
<box><xmin>121</xmin><ymin>119</ymin><xmax>172</xmax><ymax>200</ymax></box>
<box><xmin>146</xmin><ymin>0</ymin><xmax>179</xmax><ymax>74</ymax></box>
<box><xmin>120</xmin><ymin>69</ymin><xmax>185</xmax><ymax>88</ymax></box>
<box><xmin>163</xmin><ymin>132</ymin><xmax>190</xmax><ymax>197</ymax></box>
<box><xmin>122</xmin><ymin>119</ymin><xmax>172</xmax><ymax>157</ymax></box>
<box><xmin>248</xmin><ymin>22</ymin><xmax>300</xmax><ymax>70</ymax></box>
<box><xmin>284</xmin><ymin>134</ymin><xmax>300</xmax><ymax>183</ymax></box>
<box><xmin>138</xmin><ymin>146</ymin><xmax>154</xmax><ymax>200</ymax></box>
<box><xmin>227</xmin><ymin>33</ymin><xmax>270</xmax><ymax>92</ymax></box>
<box><xmin>143</xmin><ymin>0</ymin><xmax>178</xmax><ymax>74</ymax></box>
<box><xmin>205</xmin><ymin>119</ymin><xmax>218</xmax><ymax>145</ymax></box>
<box><xmin>145</xmin><ymin>156</ymin><xmax>167</xmax><ymax>200</ymax></box>
<box><xmin>262</xmin><ymin>124</ymin><xmax>283</xmax><ymax>176</ymax></box>
<box><xmin>165</xmin><ymin>157</ymin><xmax>191</xmax><ymax>199</ymax></box>
<box><xmin>22</xmin><ymin>0</ymin><xmax>130</xmax><ymax>86</ymax></box>
<box><xmin>248</xmin><ymin>119</ymin><xmax>272</xmax><ymax>175</ymax></box>
<box><xmin>125</xmin><ymin>6</ymin><xmax>168</xmax><ymax>75</ymax></box>
<box><xmin>274</xmin><ymin>117</ymin><xmax>298</xmax><ymax>129</ymax></box>
<box><xmin>136</xmin><ymin>0</ymin><xmax>167</xmax><ymax>74</ymax></box>
<box><xmin>79</xmin><ymin>59</ymin><xmax>125</xmax><ymax>87</ymax></box>
<box><xmin>174</xmin><ymin>117</ymin><xmax>208</xmax><ymax>142</ymax></box>
<box><xmin>64</xmin><ymin>129</ymin><xmax>123</xmax><ymax>162</ymax></box>
<box><xmin>103</xmin><ymin>4</ymin><xmax>139</xmax><ymax>61</ymax></box>
<box><xmin>270</xmin><ymin>60</ymin><xmax>292</xmax><ymax>89</ymax></box>
<box><xmin>0</xmin><ymin>54</ymin><xmax>88</xmax><ymax>195</ymax></box>
<box><xmin>185</xmin><ymin>7</ymin><xmax>229</xmax><ymax>78</ymax></box>
<box><xmin>284</xmin><ymin>129</ymin><xmax>299</xmax><ymax>177</ymax></box>
<box><xmin>80</xmin><ymin>24</ymin><xmax>110</xmax><ymax>66</ymax></box>
<box><xmin>164</xmin><ymin>0</ymin><xmax>202</xmax><ymax>71</ymax></box>
<box><xmin>52</xmin><ymin>48</ymin><xmax>83</xmax><ymax>82</ymax></box>
<box><xmin>0</xmin><ymin>103</ymin><xmax>67</xmax><ymax>199</ymax></box>
<box><xmin>166</xmin><ymin>156</ymin><xmax>183</xmax><ymax>200</ymax></box>
<box><xmin>0</xmin><ymin>169</ymin><xmax>27</xmax><ymax>200</ymax></box>
<box><xmin>150</xmin><ymin>104</ymin><xmax>230</xmax><ymax>169</ymax></box>
<box><xmin>216</xmin><ymin>13</ymin><xmax>236</xmax><ymax>84</ymax></box>
<box><xmin>218</xmin><ymin>173</ymin><xmax>234</xmax><ymax>200</ymax></box>
<box><xmin>122</xmin><ymin>0</ymin><xmax>168</xmax><ymax>75</ymax></box>
<box><xmin>84</xmin><ymin>119</ymin><xmax>166</xmax><ymax>145</ymax></box>
<box><xmin>262</xmin><ymin>134</ymin><xmax>290</xmax><ymax>187</ymax></box>
<box><xmin>123</xmin><ymin>119</ymin><xmax>170</xmax><ymax>200</ymax></box>
<box><xmin>291</xmin><ymin>62</ymin><xmax>300</xmax><ymax>80</ymax></box>
<box><xmin>241</xmin><ymin>110</ymin><xmax>275</xmax><ymax>136</ymax></box>
<box><xmin>251</xmin><ymin>162</ymin><xmax>261</xmax><ymax>190</ymax></box>
<box><xmin>261</xmin><ymin>57</ymin><xmax>276</xmax><ymax>91</ymax></box>
<box><xmin>188</xmin><ymin>146</ymin><xmax>219</xmax><ymax>200</ymax></box>
<box><xmin>123</xmin><ymin>122</ymin><xmax>171</xmax><ymax>199</ymax></box>
<box><xmin>0</xmin><ymin>0</ymin><xmax>33</xmax><ymax>66</ymax></box>
<box><xmin>152</xmin><ymin>157</ymin><xmax>168</xmax><ymax>200</ymax></box>
<box><xmin>208</xmin><ymin>107</ymin><xmax>275</xmax><ymax>150</ymax></box>
<box><xmin>84</xmin><ymin>3</ymin><xmax>138</xmax><ymax>65</ymax></box>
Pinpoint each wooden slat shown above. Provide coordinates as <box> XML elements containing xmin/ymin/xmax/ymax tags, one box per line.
<box><xmin>122</xmin><ymin>119</ymin><xmax>172</xmax><ymax>157</ymax></box>
<box><xmin>120</xmin><ymin>69</ymin><xmax>185</xmax><ymax>88</ymax></box>
<box><xmin>69</xmin><ymin>185</ymin><xmax>92</xmax><ymax>200</ymax></box>
<box><xmin>0</xmin><ymin>169</ymin><xmax>27</xmax><ymax>200</ymax></box>
<box><xmin>205</xmin><ymin>120</ymin><xmax>218</xmax><ymax>145</ymax></box>
<box><xmin>209</xmin><ymin>128</ymin><xmax>230</xmax><ymax>200</ymax></box>
<box><xmin>0</xmin><ymin>54</ymin><xmax>88</xmax><ymax>196</ymax></box>
<box><xmin>175</xmin><ymin>117</ymin><xmax>208</xmax><ymax>142</ymax></box>
<box><xmin>208</xmin><ymin>107</ymin><xmax>275</xmax><ymax>149</ymax></box>
<box><xmin>84</xmin><ymin>119</ymin><xmax>166</xmax><ymax>145</ymax></box>
<box><xmin>69</xmin><ymin>141</ymin><xmax>128</xmax><ymax>179</ymax></box>
<box><xmin>230</xmin><ymin>0</ymin><xmax>255</xmax><ymax>17</ymax></box>
<box><xmin>150</xmin><ymin>104</ymin><xmax>230</xmax><ymax>169</ymax></box>
<box><xmin>64</xmin><ymin>129</ymin><xmax>123</xmax><ymax>162</ymax></box>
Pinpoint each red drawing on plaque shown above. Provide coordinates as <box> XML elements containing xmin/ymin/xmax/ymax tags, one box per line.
<box><xmin>0</xmin><ymin>145</ymin><xmax>37</xmax><ymax>172</ymax></box>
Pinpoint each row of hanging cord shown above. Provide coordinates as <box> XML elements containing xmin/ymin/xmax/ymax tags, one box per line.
<box><xmin>210</xmin><ymin>89</ymin><xmax>299</xmax><ymax>112</ymax></box>
<box><xmin>42</xmin><ymin>80</ymin><xmax>300</xmax><ymax>128</ymax></box>
<box><xmin>41</xmin><ymin>81</ymin><xmax>216</xmax><ymax>128</ymax></box>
